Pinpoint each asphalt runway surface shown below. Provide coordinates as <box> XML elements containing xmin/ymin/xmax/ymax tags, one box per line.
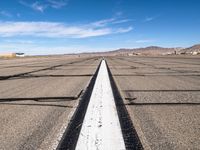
<box><xmin>106</xmin><ymin>56</ymin><xmax>200</xmax><ymax>150</ymax></box>
<box><xmin>0</xmin><ymin>55</ymin><xmax>199</xmax><ymax>150</ymax></box>
<box><xmin>0</xmin><ymin>56</ymin><xmax>101</xmax><ymax>150</ymax></box>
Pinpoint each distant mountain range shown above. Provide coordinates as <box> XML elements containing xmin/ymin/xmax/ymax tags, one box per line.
<box><xmin>109</xmin><ymin>46</ymin><xmax>181</xmax><ymax>55</ymax></box>
<box><xmin>104</xmin><ymin>44</ymin><xmax>200</xmax><ymax>55</ymax></box>
<box><xmin>80</xmin><ymin>43</ymin><xmax>200</xmax><ymax>56</ymax></box>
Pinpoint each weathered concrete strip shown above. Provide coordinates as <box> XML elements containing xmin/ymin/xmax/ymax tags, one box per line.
<box><xmin>76</xmin><ymin>60</ymin><xmax>126</xmax><ymax>150</ymax></box>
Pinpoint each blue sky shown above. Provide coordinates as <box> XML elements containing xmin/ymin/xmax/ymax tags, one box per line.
<box><xmin>0</xmin><ymin>0</ymin><xmax>200</xmax><ymax>55</ymax></box>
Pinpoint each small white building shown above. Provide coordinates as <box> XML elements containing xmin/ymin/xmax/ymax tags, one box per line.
<box><xmin>16</xmin><ymin>53</ymin><xmax>25</xmax><ymax>57</ymax></box>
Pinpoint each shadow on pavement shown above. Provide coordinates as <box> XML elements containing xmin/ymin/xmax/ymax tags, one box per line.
<box><xmin>0</xmin><ymin>102</ymin><xmax>73</xmax><ymax>108</ymax></box>
<box><xmin>0</xmin><ymin>74</ymin><xmax>93</xmax><ymax>81</ymax></box>
<box><xmin>124</xmin><ymin>90</ymin><xmax>200</xmax><ymax>92</ymax></box>
<box><xmin>0</xmin><ymin>96</ymin><xmax>79</xmax><ymax>102</ymax></box>
<box><xmin>125</xmin><ymin>102</ymin><xmax>200</xmax><ymax>105</ymax></box>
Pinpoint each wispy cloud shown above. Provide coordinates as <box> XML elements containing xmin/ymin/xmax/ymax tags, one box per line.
<box><xmin>3</xmin><ymin>39</ymin><xmax>34</xmax><ymax>44</ymax></box>
<box><xmin>0</xmin><ymin>10</ymin><xmax>12</xmax><ymax>17</ymax></box>
<box><xmin>19</xmin><ymin>0</ymin><xmax>47</xmax><ymax>12</ymax></box>
<box><xmin>143</xmin><ymin>15</ymin><xmax>159</xmax><ymax>22</ymax></box>
<box><xmin>19</xmin><ymin>0</ymin><xmax>68</xmax><ymax>12</ymax></box>
<box><xmin>32</xmin><ymin>1</ymin><xmax>47</xmax><ymax>12</ymax></box>
<box><xmin>0</xmin><ymin>21</ymin><xmax>133</xmax><ymax>38</ymax></box>
<box><xmin>115</xmin><ymin>26</ymin><xmax>133</xmax><ymax>33</ymax></box>
<box><xmin>91</xmin><ymin>18</ymin><xmax>116</xmax><ymax>27</ymax></box>
<box><xmin>112</xmin><ymin>19</ymin><xmax>132</xmax><ymax>24</ymax></box>
<box><xmin>47</xmin><ymin>0</ymin><xmax>68</xmax><ymax>9</ymax></box>
<box><xmin>91</xmin><ymin>18</ymin><xmax>132</xmax><ymax>27</ymax></box>
<box><xmin>115</xmin><ymin>11</ymin><xmax>123</xmax><ymax>17</ymax></box>
<box><xmin>126</xmin><ymin>39</ymin><xmax>155</xmax><ymax>44</ymax></box>
<box><xmin>135</xmin><ymin>39</ymin><xmax>155</xmax><ymax>43</ymax></box>
<box><xmin>144</xmin><ymin>17</ymin><xmax>154</xmax><ymax>22</ymax></box>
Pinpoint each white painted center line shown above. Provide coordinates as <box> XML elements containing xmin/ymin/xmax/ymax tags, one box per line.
<box><xmin>76</xmin><ymin>60</ymin><xmax>126</xmax><ymax>150</ymax></box>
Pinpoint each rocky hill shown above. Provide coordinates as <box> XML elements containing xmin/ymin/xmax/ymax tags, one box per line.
<box><xmin>179</xmin><ymin>44</ymin><xmax>200</xmax><ymax>54</ymax></box>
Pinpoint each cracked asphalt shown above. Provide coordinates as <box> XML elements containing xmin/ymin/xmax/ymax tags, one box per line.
<box><xmin>107</xmin><ymin>55</ymin><xmax>200</xmax><ymax>150</ymax></box>
<box><xmin>0</xmin><ymin>56</ymin><xmax>101</xmax><ymax>150</ymax></box>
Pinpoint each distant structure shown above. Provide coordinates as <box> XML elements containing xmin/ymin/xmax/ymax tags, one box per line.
<box><xmin>0</xmin><ymin>52</ymin><xmax>25</xmax><ymax>58</ymax></box>
<box><xmin>16</xmin><ymin>53</ymin><xmax>25</xmax><ymax>57</ymax></box>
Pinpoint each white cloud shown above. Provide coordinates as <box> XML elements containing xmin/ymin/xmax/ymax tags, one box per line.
<box><xmin>19</xmin><ymin>0</ymin><xmax>68</xmax><ymax>12</ymax></box>
<box><xmin>0</xmin><ymin>21</ymin><xmax>133</xmax><ymax>38</ymax></box>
